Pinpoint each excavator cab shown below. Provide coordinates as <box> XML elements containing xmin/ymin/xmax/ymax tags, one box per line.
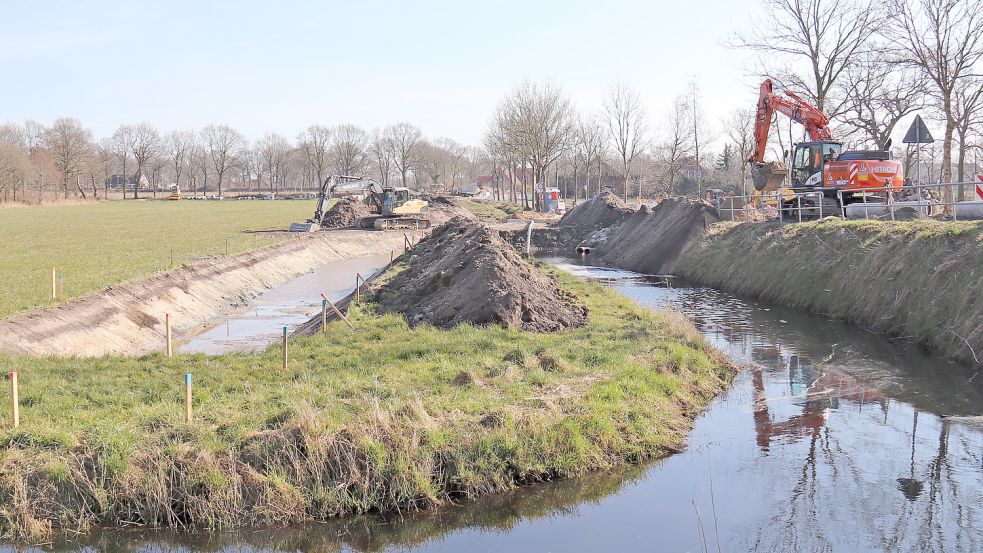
<box><xmin>790</xmin><ymin>141</ymin><xmax>842</xmax><ymax>188</ymax></box>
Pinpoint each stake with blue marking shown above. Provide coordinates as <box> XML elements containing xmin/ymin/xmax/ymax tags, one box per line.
<box><xmin>184</xmin><ymin>373</ymin><xmax>192</xmax><ymax>423</ymax></box>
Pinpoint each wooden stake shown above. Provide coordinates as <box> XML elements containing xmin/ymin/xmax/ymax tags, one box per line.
<box><xmin>321</xmin><ymin>300</ymin><xmax>327</xmax><ymax>334</ymax></box>
<box><xmin>165</xmin><ymin>313</ymin><xmax>173</xmax><ymax>357</ymax></box>
<box><xmin>282</xmin><ymin>326</ymin><xmax>288</xmax><ymax>370</ymax></box>
<box><xmin>51</xmin><ymin>265</ymin><xmax>57</xmax><ymax>300</ymax></box>
<box><xmin>320</xmin><ymin>293</ymin><xmax>355</xmax><ymax>330</ymax></box>
<box><xmin>9</xmin><ymin>372</ymin><xmax>18</xmax><ymax>428</ymax></box>
<box><xmin>184</xmin><ymin>373</ymin><xmax>192</xmax><ymax>423</ymax></box>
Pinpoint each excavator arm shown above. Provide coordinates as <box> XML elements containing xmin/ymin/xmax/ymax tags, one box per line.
<box><xmin>749</xmin><ymin>79</ymin><xmax>834</xmax><ymax>191</ymax></box>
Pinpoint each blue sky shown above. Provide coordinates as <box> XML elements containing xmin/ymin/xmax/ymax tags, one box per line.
<box><xmin>2</xmin><ymin>0</ymin><xmax>764</xmax><ymax>144</ymax></box>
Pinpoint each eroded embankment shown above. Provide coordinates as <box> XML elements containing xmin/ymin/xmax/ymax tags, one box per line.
<box><xmin>0</xmin><ymin>219</ymin><xmax>736</xmax><ymax>541</ymax></box>
<box><xmin>674</xmin><ymin>219</ymin><xmax>983</xmax><ymax>366</ymax></box>
<box><xmin>0</xmin><ymin>230</ymin><xmax>416</xmax><ymax>357</ymax></box>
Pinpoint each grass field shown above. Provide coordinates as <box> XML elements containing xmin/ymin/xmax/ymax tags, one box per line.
<box><xmin>0</xmin><ymin>200</ymin><xmax>314</xmax><ymax>318</ymax></box>
<box><xmin>0</xmin><ymin>270</ymin><xmax>733</xmax><ymax>538</ymax></box>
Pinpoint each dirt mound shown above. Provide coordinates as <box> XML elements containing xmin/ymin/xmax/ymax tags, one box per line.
<box><xmin>375</xmin><ymin>218</ymin><xmax>587</xmax><ymax>331</ymax></box>
<box><xmin>595</xmin><ymin>198</ymin><xmax>720</xmax><ymax>274</ymax></box>
<box><xmin>321</xmin><ymin>197</ymin><xmax>371</xmax><ymax>228</ymax></box>
<box><xmin>425</xmin><ymin>195</ymin><xmax>480</xmax><ymax>225</ymax></box>
<box><xmin>556</xmin><ymin>191</ymin><xmax>635</xmax><ymax>233</ymax></box>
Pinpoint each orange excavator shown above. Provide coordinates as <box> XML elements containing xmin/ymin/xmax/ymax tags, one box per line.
<box><xmin>749</xmin><ymin>79</ymin><xmax>904</xmax><ymax>215</ymax></box>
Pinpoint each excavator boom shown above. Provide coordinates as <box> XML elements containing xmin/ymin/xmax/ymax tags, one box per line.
<box><xmin>749</xmin><ymin>79</ymin><xmax>833</xmax><ymax>192</ymax></box>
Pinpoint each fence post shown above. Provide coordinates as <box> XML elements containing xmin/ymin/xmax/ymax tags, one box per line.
<box><xmin>9</xmin><ymin>371</ymin><xmax>18</xmax><ymax>428</ymax></box>
<box><xmin>184</xmin><ymin>373</ymin><xmax>192</xmax><ymax>423</ymax></box>
<box><xmin>165</xmin><ymin>313</ymin><xmax>173</xmax><ymax>357</ymax></box>
<box><xmin>321</xmin><ymin>293</ymin><xmax>355</xmax><ymax>330</ymax></box>
<box><xmin>282</xmin><ymin>326</ymin><xmax>288</xmax><ymax>370</ymax></box>
<box><xmin>321</xmin><ymin>300</ymin><xmax>327</xmax><ymax>334</ymax></box>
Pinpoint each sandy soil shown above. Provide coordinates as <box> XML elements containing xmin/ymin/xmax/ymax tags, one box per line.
<box><xmin>375</xmin><ymin>218</ymin><xmax>587</xmax><ymax>332</ymax></box>
<box><xmin>320</xmin><ymin>197</ymin><xmax>372</xmax><ymax>228</ymax></box>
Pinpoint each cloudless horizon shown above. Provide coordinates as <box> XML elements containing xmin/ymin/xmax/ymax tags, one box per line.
<box><xmin>2</xmin><ymin>0</ymin><xmax>775</xmax><ymax>145</ymax></box>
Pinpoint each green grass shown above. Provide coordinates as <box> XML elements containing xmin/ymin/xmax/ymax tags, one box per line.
<box><xmin>0</xmin><ymin>270</ymin><xmax>733</xmax><ymax>539</ymax></box>
<box><xmin>0</xmin><ymin>200</ymin><xmax>314</xmax><ymax>318</ymax></box>
<box><xmin>459</xmin><ymin>199</ymin><xmax>526</xmax><ymax>223</ymax></box>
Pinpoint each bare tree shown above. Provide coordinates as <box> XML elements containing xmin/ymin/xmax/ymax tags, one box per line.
<box><xmin>384</xmin><ymin>122</ymin><xmax>423</xmax><ymax>187</ymax></box>
<box><xmin>656</xmin><ymin>96</ymin><xmax>692</xmax><ymax>196</ymax></box>
<box><xmin>576</xmin><ymin>118</ymin><xmax>605</xmax><ymax>199</ymax></box>
<box><xmin>128</xmin><ymin>123</ymin><xmax>161</xmax><ymax>199</ymax></box>
<box><xmin>369</xmin><ymin>128</ymin><xmax>394</xmax><ymax>185</ymax></box>
<box><xmin>725</xmin><ymin>107</ymin><xmax>757</xmax><ymax>194</ymax></box>
<box><xmin>605</xmin><ymin>81</ymin><xmax>650</xmax><ymax>201</ymax></box>
<box><xmin>165</xmin><ymin>130</ymin><xmax>196</xmax><ymax>191</ymax></box>
<box><xmin>838</xmin><ymin>50</ymin><xmax>926</xmax><ymax>148</ymax></box>
<box><xmin>733</xmin><ymin>0</ymin><xmax>883</xmax><ymax>116</ymax></box>
<box><xmin>331</xmin><ymin>124</ymin><xmax>369</xmax><ymax>176</ymax></box>
<box><xmin>95</xmin><ymin>138</ymin><xmax>115</xmax><ymax>198</ymax></box>
<box><xmin>491</xmin><ymin>81</ymin><xmax>576</xmax><ymax>208</ymax></box>
<box><xmin>687</xmin><ymin>80</ymin><xmax>713</xmax><ymax>195</ymax></box>
<box><xmin>298</xmin><ymin>125</ymin><xmax>332</xmax><ymax>188</ymax></box>
<box><xmin>0</xmin><ymin>142</ymin><xmax>31</xmax><ymax>202</ymax></box>
<box><xmin>890</xmin><ymin>0</ymin><xmax>983</xmax><ymax>185</ymax></box>
<box><xmin>110</xmin><ymin>124</ymin><xmax>136</xmax><ymax>199</ymax></box>
<box><xmin>256</xmin><ymin>133</ymin><xmax>291</xmax><ymax>193</ymax></box>
<box><xmin>953</xmin><ymin>78</ymin><xmax>983</xmax><ymax>188</ymax></box>
<box><xmin>201</xmin><ymin>124</ymin><xmax>247</xmax><ymax>197</ymax></box>
<box><xmin>43</xmin><ymin>117</ymin><xmax>92</xmax><ymax>199</ymax></box>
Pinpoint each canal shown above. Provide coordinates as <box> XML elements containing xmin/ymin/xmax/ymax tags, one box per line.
<box><xmin>47</xmin><ymin>256</ymin><xmax>983</xmax><ymax>552</ymax></box>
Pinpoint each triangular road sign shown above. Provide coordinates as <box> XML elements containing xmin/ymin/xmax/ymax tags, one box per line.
<box><xmin>903</xmin><ymin>115</ymin><xmax>934</xmax><ymax>144</ymax></box>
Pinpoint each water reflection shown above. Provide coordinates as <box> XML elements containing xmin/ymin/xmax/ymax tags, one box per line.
<box><xmin>176</xmin><ymin>254</ymin><xmax>390</xmax><ymax>355</ymax></box>
<box><xmin>33</xmin><ymin>258</ymin><xmax>983</xmax><ymax>552</ymax></box>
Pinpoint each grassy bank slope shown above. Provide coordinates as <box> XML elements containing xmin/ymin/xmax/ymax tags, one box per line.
<box><xmin>0</xmin><ymin>200</ymin><xmax>312</xmax><ymax>318</ymax></box>
<box><xmin>0</xmin><ymin>270</ymin><xmax>733</xmax><ymax>539</ymax></box>
<box><xmin>675</xmin><ymin>218</ymin><xmax>983</xmax><ymax>366</ymax></box>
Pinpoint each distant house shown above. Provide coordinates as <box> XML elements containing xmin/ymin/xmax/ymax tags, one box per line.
<box><xmin>106</xmin><ymin>173</ymin><xmax>150</xmax><ymax>189</ymax></box>
<box><xmin>679</xmin><ymin>158</ymin><xmax>708</xmax><ymax>181</ymax></box>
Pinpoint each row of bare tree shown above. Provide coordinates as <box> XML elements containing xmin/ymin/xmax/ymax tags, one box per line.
<box><xmin>0</xmin><ymin>120</ymin><xmax>488</xmax><ymax>203</ymax></box>
<box><xmin>2</xmin><ymin>0</ymin><xmax>981</xmax><ymax>206</ymax></box>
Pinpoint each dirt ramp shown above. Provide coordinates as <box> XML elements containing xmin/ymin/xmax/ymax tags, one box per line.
<box><xmin>375</xmin><ymin>218</ymin><xmax>587</xmax><ymax>331</ymax></box>
<box><xmin>425</xmin><ymin>195</ymin><xmax>480</xmax><ymax>225</ymax></box>
<box><xmin>596</xmin><ymin>198</ymin><xmax>720</xmax><ymax>274</ymax></box>
<box><xmin>556</xmin><ymin>191</ymin><xmax>635</xmax><ymax>234</ymax></box>
<box><xmin>321</xmin><ymin>197</ymin><xmax>371</xmax><ymax>228</ymax></box>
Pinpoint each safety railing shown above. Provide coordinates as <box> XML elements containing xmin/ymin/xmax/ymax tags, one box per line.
<box><xmin>713</xmin><ymin>180</ymin><xmax>983</xmax><ymax>223</ymax></box>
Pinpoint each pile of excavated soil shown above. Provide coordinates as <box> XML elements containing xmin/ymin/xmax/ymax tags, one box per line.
<box><xmin>556</xmin><ymin>191</ymin><xmax>635</xmax><ymax>234</ymax></box>
<box><xmin>375</xmin><ymin>217</ymin><xmax>587</xmax><ymax>331</ymax></box>
<box><xmin>321</xmin><ymin>197</ymin><xmax>371</xmax><ymax>228</ymax></box>
<box><xmin>594</xmin><ymin>198</ymin><xmax>720</xmax><ymax>274</ymax></box>
<box><xmin>425</xmin><ymin>195</ymin><xmax>480</xmax><ymax>225</ymax></box>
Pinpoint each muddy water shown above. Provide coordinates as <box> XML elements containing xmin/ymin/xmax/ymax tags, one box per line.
<box><xmin>48</xmin><ymin>258</ymin><xmax>983</xmax><ymax>552</ymax></box>
<box><xmin>176</xmin><ymin>254</ymin><xmax>391</xmax><ymax>354</ymax></box>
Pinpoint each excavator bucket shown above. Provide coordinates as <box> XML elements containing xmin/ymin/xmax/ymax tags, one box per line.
<box><xmin>751</xmin><ymin>161</ymin><xmax>789</xmax><ymax>192</ymax></box>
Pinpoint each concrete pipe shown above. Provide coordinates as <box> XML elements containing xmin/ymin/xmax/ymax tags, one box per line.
<box><xmin>576</xmin><ymin>246</ymin><xmax>591</xmax><ymax>255</ymax></box>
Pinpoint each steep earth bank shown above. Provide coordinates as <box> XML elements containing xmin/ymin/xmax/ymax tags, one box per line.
<box><xmin>674</xmin><ymin>219</ymin><xmax>983</xmax><ymax>366</ymax></box>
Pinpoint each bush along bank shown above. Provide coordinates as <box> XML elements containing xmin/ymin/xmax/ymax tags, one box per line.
<box><xmin>0</xmin><ymin>268</ymin><xmax>735</xmax><ymax>540</ymax></box>
<box><xmin>674</xmin><ymin>218</ymin><xmax>983</xmax><ymax>367</ymax></box>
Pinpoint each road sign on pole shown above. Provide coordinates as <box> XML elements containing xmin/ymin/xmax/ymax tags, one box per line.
<box><xmin>903</xmin><ymin>115</ymin><xmax>935</xmax><ymax>184</ymax></box>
